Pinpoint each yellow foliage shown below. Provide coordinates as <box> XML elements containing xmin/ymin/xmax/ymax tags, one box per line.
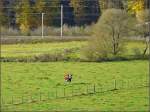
<box><xmin>132</xmin><ymin>0</ymin><xmax>144</xmax><ymax>13</ymax></box>
<box><xmin>20</xmin><ymin>20</ymin><xmax>29</xmax><ymax>33</ymax></box>
<box><xmin>128</xmin><ymin>0</ymin><xmax>144</xmax><ymax>15</ymax></box>
<box><xmin>128</xmin><ymin>0</ymin><xmax>145</xmax><ymax>23</ymax></box>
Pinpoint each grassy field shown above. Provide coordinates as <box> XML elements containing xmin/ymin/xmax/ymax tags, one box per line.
<box><xmin>1</xmin><ymin>60</ymin><xmax>149</xmax><ymax>111</ymax></box>
<box><xmin>1</xmin><ymin>40</ymin><xmax>149</xmax><ymax>111</ymax></box>
<box><xmin>1</xmin><ymin>40</ymin><xmax>149</xmax><ymax>58</ymax></box>
<box><xmin>1</xmin><ymin>41</ymin><xmax>86</xmax><ymax>58</ymax></box>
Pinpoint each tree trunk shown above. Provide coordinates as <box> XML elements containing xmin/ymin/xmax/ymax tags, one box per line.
<box><xmin>143</xmin><ymin>41</ymin><xmax>148</xmax><ymax>56</ymax></box>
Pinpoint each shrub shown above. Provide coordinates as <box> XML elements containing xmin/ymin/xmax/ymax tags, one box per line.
<box><xmin>33</xmin><ymin>53</ymin><xmax>65</xmax><ymax>62</ymax></box>
<box><xmin>83</xmin><ymin>9</ymin><xmax>134</xmax><ymax>61</ymax></box>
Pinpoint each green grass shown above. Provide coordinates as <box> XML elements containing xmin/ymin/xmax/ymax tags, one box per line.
<box><xmin>1</xmin><ymin>40</ymin><xmax>149</xmax><ymax>111</ymax></box>
<box><xmin>1</xmin><ymin>60</ymin><xmax>149</xmax><ymax>111</ymax></box>
<box><xmin>1</xmin><ymin>40</ymin><xmax>149</xmax><ymax>58</ymax></box>
<box><xmin>1</xmin><ymin>41</ymin><xmax>86</xmax><ymax>58</ymax></box>
<box><xmin>6</xmin><ymin>87</ymin><xmax>149</xmax><ymax>111</ymax></box>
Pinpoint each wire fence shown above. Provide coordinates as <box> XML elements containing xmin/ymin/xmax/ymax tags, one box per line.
<box><xmin>1</xmin><ymin>79</ymin><xmax>149</xmax><ymax>108</ymax></box>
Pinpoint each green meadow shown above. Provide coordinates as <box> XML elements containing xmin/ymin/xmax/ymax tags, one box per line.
<box><xmin>1</xmin><ymin>60</ymin><xmax>149</xmax><ymax>111</ymax></box>
<box><xmin>1</xmin><ymin>40</ymin><xmax>148</xmax><ymax>58</ymax></box>
<box><xmin>1</xmin><ymin>39</ymin><xmax>149</xmax><ymax>111</ymax></box>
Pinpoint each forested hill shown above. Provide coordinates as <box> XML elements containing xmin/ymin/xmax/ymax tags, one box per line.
<box><xmin>0</xmin><ymin>0</ymin><xmax>150</xmax><ymax>29</ymax></box>
<box><xmin>0</xmin><ymin>0</ymin><xmax>100</xmax><ymax>28</ymax></box>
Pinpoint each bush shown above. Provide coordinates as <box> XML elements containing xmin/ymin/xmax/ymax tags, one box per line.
<box><xmin>83</xmin><ymin>9</ymin><xmax>134</xmax><ymax>61</ymax></box>
<box><xmin>132</xmin><ymin>48</ymin><xmax>142</xmax><ymax>56</ymax></box>
<box><xmin>33</xmin><ymin>53</ymin><xmax>65</xmax><ymax>62</ymax></box>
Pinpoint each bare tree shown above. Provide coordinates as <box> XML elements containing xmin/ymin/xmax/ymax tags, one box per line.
<box><xmin>136</xmin><ymin>9</ymin><xmax>150</xmax><ymax>56</ymax></box>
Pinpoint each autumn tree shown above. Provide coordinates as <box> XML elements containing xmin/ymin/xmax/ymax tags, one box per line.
<box><xmin>84</xmin><ymin>9</ymin><xmax>133</xmax><ymax>61</ymax></box>
<box><xmin>15</xmin><ymin>1</ymin><xmax>31</xmax><ymax>34</ymax></box>
<box><xmin>43</xmin><ymin>0</ymin><xmax>61</xmax><ymax>26</ymax></box>
<box><xmin>127</xmin><ymin>0</ymin><xmax>144</xmax><ymax>16</ymax></box>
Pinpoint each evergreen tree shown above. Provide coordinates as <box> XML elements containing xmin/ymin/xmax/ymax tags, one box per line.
<box><xmin>0</xmin><ymin>0</ymin><xmax>15</xmax><ymax>28</ymax></box>
<box><xmin>61</xmin><ymin>0</ymin><xmax>75</xmax><ymax>26</ymax></box>
<box><xmin>70</xmin><ymin>0</ymin><xmax>100</xmax><ymax>26</ymax></box>
<box><xmin>70</xmin><ymin>0</ymin><xmax>85</xmax><ymax>26</ymax></box>
<box><xmin>84</xmin><ymin>0</ymin><xmax>101</xmax><ymax>25</ymax></box>
<box><xmin>32</xmin><ymin>0</ymin><xmax>45</xmax><ymax>28</ymax></box>
<box><xmin>0</xmin><ymin>0</ymin><xmax>6</xmax><ymax>25</ymax></box>
<box><xmin>43</xmin><ymin>0</ymin><xmax>61</xmax><ymax>26</ymax></box>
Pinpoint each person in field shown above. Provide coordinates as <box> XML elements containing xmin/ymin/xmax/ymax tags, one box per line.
<box><xmin>64</xmin><ymin>73</ymin><xmax>69</xmax><ymax>82</ymax></box>
<box><xmin>64</xmin><ymin>73</ymin><xmax>72</xmax><ymax>83</ymax></box>
<box><xmin>68</xmin><ymin>74</ymin><xmax>72</xmax><ymax>82</ymax></box>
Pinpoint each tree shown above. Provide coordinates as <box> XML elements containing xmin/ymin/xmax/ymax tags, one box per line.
<box><xmin>70</xmin><ymin>0</ymin><xmax>86</xmax><ymax>26</ymax></box>
<box><xmin>34</xmin><ymin>0</ymin><xmax>44</xmax><ymax>11</ymax></box>
<box><xmin>127</xmin><ymin>0</ymin><xmax>145</xmax><ymax>16</ymax></box>
<box><xmin>32</xmin><ymin>0</ymin><xmax>45</xmax><ymax>28</ymax></box>
<box><xmin>43</xmin><ymin>0</ymin><xmax>61</xmax><ymax>26</ymax></box>
<box><xmin>144</xmin><ymin>0</ymin><xmax>150</xmax><ymax>9</ymax></box>
<box><xmin>84</xmin><ymin>9</ymin><xmax>133</xmax><ymax>60</ymax></box>
<box><xmin>15</xmin><ymin>1</ymin><xmax>31</xmax><ymax>34</ymax></box>
<box><xmin>70</xmin><ymin>0</ymin><xmax>100</xmax><ymax>26</ymax></box>
<box><xmin>100</xmin><ymin>0</ymin><xmax>124</xmax><ymax>11</ymax></box>
<box><xmin>61</xmin><ymin>0</ymin><xmax>75</xmax><ymax>26</ymax></box>
<box><xmin>136</xmin><ymin>9</ymin><xmax>150</xmax><ymax>56</ymax></box>
<box><xmin>0</xmin><ymin>0</ymin><xmax>14</xmax><ymax>27</ymax></box>
<box><xmin>0</xmin><ymin>0</ymin><xmax>6</xmax><ymax>25</ymax></box>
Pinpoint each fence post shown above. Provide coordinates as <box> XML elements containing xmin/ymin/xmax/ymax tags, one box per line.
<box><xmin>100</xmin><ymin>85</ymin><xmax>102</xmax><ymax>92</ymax></box>
<box><xmin>121</xmin><ymin>80</ymin><xmax>123</xmax><ymax>89</ymax></box>
<box><xmin>12</xmin><ymin>96</ymin><xmax>14</xmax><ymax>105</ymax></box>
<box><xmin>114</xmin><ymin>79</ymin><xmax>117</xmax><ymax>90</ymax></box>
<box><xmin>22</xmin><ymin>96</ymin><xmax>24</xmax><ymax>104</ymax></box>
<box><xmin>64</xmin><ymin>88</ymin><xmax>66</xmax><ymax>97</ymax></box>
<box><xmin>1</xmin><ymin>98</ymin><xmax>4</xmax><ymax>106</ymax></box>
<box><xmin>86</xmin><ymin>85</ymin><xmax>88</xmax><ymax>94</ymax></box>
<box><xmin>48</xmin><ymin>91</ymin><xmax>50</xmax><ymax>100</ymax></box>
<box><xmin>93</xmin><ymin>84</ymin><xmax>96</xmax><ymax>93</ymax></box>
<box><xmin>128</xmin><ymin>80</ymin><xmax>129</xmax><ymax>88</ymax></box>
<box><xmin>40</xmin><ymin>92</ymin><xmax>42</xmax><ymax>101</ymax></box>
<box><xmin>55</xmin><ymin>88</ymin><xmax>58</xmax><ymax>98</ymax></box>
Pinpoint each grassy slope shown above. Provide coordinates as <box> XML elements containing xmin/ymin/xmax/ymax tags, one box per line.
<box><xmin>1</xmin><ymin>60</ymin><xmax>149</xmax><ymax>111</ymax></box>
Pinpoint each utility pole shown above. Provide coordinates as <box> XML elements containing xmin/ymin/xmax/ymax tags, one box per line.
<box><xmin>41</xmin><ymin>13</ymin><xmax>45</xmax><ymax>39</ymax></box>
<box><xmin>145</xmin><ymin>22</ymin><xmax>150</xmax><ymax>112</ymax></box>
<box><xmin>61</xmin><ymin>5</ymin><xmax>63</xmax><ymax>38</ymax></box>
